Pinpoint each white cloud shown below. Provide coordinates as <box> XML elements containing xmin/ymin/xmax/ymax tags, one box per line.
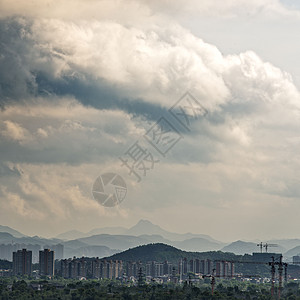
<box><xmin>1</xmin><ymin>0</ymin><xmax>300</xmax><ymax>239</ymax></box>
<box><xmin>1</xmin><ymin>120</ymin><xmax>32</xmax><ymax>144</ymax></box>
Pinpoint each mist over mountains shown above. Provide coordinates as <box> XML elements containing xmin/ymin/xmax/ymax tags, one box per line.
<box><xmin>1</xmin><ymin>220</ymin><xmax>300</xmax><ymax>261</ymax></box>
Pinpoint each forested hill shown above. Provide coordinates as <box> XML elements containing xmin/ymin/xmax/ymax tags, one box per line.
<box><xmin>104</xmin><ymin>243</ymin><xmax>247</xmax><ymax>264</ymax></box>
<box><xmin>0</xmin><ymin>259</ymin><xmax>12</xmax><ymax>269</ymax></box>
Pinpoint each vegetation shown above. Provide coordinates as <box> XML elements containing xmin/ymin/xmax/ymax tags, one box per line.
<box><xmin>0</xmin><ymin>278</ymin><xmax>300</xmax><ymax>299</ymax></box>
<box><xmin>104</xmin><ymin>243</ymin><xmax>287</xmax><ymax>277</ymax></box>
<box><xmin>0</xmin><ymin>260</ymin><xmax>12</xmax><ymax>270</ymax></box>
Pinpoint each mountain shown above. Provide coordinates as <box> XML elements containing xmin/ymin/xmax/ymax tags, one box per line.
<box><xmin>173</xmin><ymin>237</ymin><xmax>223</xmax><ymax>252</ymax></box>
<box><xmin>268</xmin><ymin>239</ymin><xmax>300</xmax><ymax>251</ymax></box>
<box><xmin>55</xmin><ymin>220</ymin><xmax>221</xmax><ymax>244</ymax></box>
<box><xmin>285</xmin><ymin>246</ymin><xmax>300</xmax><ymax>257</ymax></box>
<box><xmin>0</xmin><ymin>232</ymin><xmax>16</xmax><ymax>243</ymax></box>
<box><xmin>75</xmin><ymin>234</ymin><xmax>150</xmax><ymax>251</ymax></box>
<box><xmin>62</xmin><ymin>240</ymin><xmax>89</xmax><ymax>249</ymax></box>
<box><xmin>105</xmin><ymin>243</ymin><xmax>246</xmax><ymax>265</ymax></box>
<box><xmin>0</xmin><ymin>232</ymin><xmax>62</xmax><ymax>247</ymax></box>
<box><xmin>222</xmin><ymin>241</ymin><xmax>259</xmax><ymax>255</ymax></box>
<box><xmin>56</xmin><ymin>230</ymin><xmax>86</xmax><ymax>240</ymax></box>
<box><xmin>104</xmin><ymin>243</ymin><xmax>291</xmax><ymax>278</ymax></box>
<box><xmin>63</xmin><ymin>233</ymin><xmax>223</xmax><ymax>255</ymax></box>
<box><xmin>64</xmin><ymin>245</ymin><xmax>119</xmax><ymax>259</ymax></box>
<box><xmin>0</xmin><ymin>225</ymin><xmax>25</xmax><ymax>238</ymax></box>
<box><xmin>87</xmin><ymin>226</ymin><xmax>127</xmax><ymax>236</ymax></box>
<box><xmin>222</xmin><ymin>240</ymin><xmax>286</xmax><ymax>255</ymax></box>
<box><xmin>105</xmin><ymin>243</ymin><xmax>185</xmax><ymax>263</ymax></box>
<box><xmin>126</xmin><ymin>220</ymin><xmax>220</xmax><ymax>242</ymax></box>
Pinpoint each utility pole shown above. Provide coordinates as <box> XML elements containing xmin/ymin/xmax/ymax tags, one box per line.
<box><xmin>269</xmin><ymin>256</ymin><xmax>275</xmax><ymax>298</ymax></box>
<box><xmin>211</xmin><ymin>275</ymin><xmax>215</xmax><ymax>295</ymax></box>
<box><xmin>203</xmin><ymin>269</ymin><xmax>216</xmax><ymax>296</ymax></box>
<box><xmin>180</xmin><ymin>259</ymin><xmax>182</xmax><ymax>283</ymax></box>
<box><xmin>284</xmin><ymin>263</ymin><xmax>288</xmax><ymax>283</ymax></box>
<box><xmin>278</xmin><ymin>256</ymin><xmax>283</xmax><ymax>299</ymax></box>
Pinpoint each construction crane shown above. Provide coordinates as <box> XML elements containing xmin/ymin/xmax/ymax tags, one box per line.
<box><xmin>256</xmin><ymin>242</ymin><xmax>278</xmax><ymax>253</ymax></box>
<box><xmin>264</xmin><ymin>243</ymin><xmax>278</xmax><ymax>253</ymax></box>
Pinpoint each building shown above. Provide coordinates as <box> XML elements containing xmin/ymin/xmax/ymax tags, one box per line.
<box><xmin>216</xmin><ymin>261</ymin><xmax>235</xmax><ymax>278</ymax></box>
<box><xmin>13</xmin><ymin>249</ymin><xmax>32</xmax><ymax>276</ymax></box>
<box><xmin>39</xmin><ymin>249</ymin><xmax>54</xmax><ymax>276</ymax></box>
<box><xmin>202</xmin><ymin>259</ymin><xmax>213</xmax><ymax>275</ymax></box>
<box><xmin>178</xmin><ymin>258</ymin><xmax>188</xmax><ymax>276</ymax></box>
<box><xmin>125</xmin><ymin>261</ymin><xmax>141</xmax><ymax>278</ymax></box>
<box><xmin>293</xmin><ymin>256</ymin><xmax>300</xmax><ymax>264</ymax></box>
<box><xmin>91</xmin><ymin>258</ymin><xmax>123</xmax><ymax>279</ymax></box>
<box><xmin>252</xmin><ymin>252</ymin><xmax>282</xmax><ymax>263</ymax></box>
<box><xmin>163</xmin><ymin>261</ymin><xmax>173</xmax><ymax>276</ymax></box>
<box><xmin>61</xmin><ymin>258</ymin><xmax>86</xmax><ymax>279</ymax></box>
<box><xmin>44</xmin><ymin>244</ymin><xmax>64</xmax><ymax>260</ymax></box>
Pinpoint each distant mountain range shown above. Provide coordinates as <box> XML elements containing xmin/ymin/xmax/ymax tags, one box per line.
<box><xmin>1</xmin><ymin>220</ymin><xmax>300</xmax><ymax>260</ymax></box>
<box><xmin>0</xmin><ymin>225</ymin><xmax>26</xmax><ymax>238</ymax></box>
<box><xmin>56</xmin><ymin>220</ymin><xmax>220</xmax><ymax>243</ymax></box>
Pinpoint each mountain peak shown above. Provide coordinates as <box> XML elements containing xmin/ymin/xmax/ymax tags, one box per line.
<box><xmin>128</xmin><ymin>220</ymin><xmax>162</xmax><ymax>235</ymax></box>
<box><xmin>137</xmin><ymin>219</ymin><xmax>153</xmax><ymax>225</ymax></box>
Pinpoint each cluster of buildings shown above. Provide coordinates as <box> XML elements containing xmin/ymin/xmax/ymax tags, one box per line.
<box><xmin>145</xmin><ymin>261</ymin><xmax>173</xmax><ymax>278</ymax></box>
<box><xmin>12</xmin><ymin>248</ymin><xmax>54</xmax><ymax>276</ymax></box>
<box><xmin>179</xmin><ymin>258</ymin><xmax>213</xmax><ymax>276</ymax></box>
<box><xmin>91</xmin><ymin>259</ymin><xmax>123</xmax><ymax>279</ymax></box>
<box><xmin>3</xmin><ymin>247</ymin><xmax>236</xmax><ymax>282</ymax></box>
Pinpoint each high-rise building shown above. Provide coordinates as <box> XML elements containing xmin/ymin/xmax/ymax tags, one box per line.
<box><xmin>163</xmin><ymin>261</ymin><xmax>172</xmax><ymax>276</ymax></box>
<box><xmin>216</xmin><ymin>261</ymin><xmax>235</xmax><ymax>278</ymax></box>
<box><xmin>125</xmin><ymin>261</ymin><xmax>141</xmax><ymax>278</ymax></box>
<box><xmin>90</xmin><ymin>258</ymin><xmax>123</xmax><ymax>279</ymax></box>
<box><xmin>44</xmin><ymin>244</ymin><xmax>64</xmax><ymax>260</ymax></box>
<box><xmin>39</xmin><ymin>249</ymin><xmax>54</xmax><ymax>276</ymax></box>
<box><xmin>12</xmin><ymin>249</ymin><xmax>32</xmax><ymax>276</ymax></box>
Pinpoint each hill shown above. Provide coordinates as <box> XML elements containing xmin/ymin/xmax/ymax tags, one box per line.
<box><xmin>76</xmin><ymin>234</ymin><xmax>150</xmax><ymax>250</ymax></box>
<box><xmin>105</xmin><ymin>243</ymin><xmax>241</xmax><ymax>265</ymax></box>
<box><xmin>104</xmin><ymin>243</ymin><xmax>276</xmax><ymax>277</ymax></box>
<box><xmin>65</xmin><ymin>245</ymin><xmax>119</xmax><ymax>258</ymax></box>
<box><xmin>56</xmin><ymin>230</ymin><xmax>86</xmax><ymax>240</ymax></box>
<box><xmin>285</xmin><ymin>245</ymin><xmax>300</xmax><ymax>258</ymax></box>
<box><xmin>0</xmin><ymin>225</ymin><xmax>25</xmax><ymax>238</ymax></box>
<box><xmin>173</xmin><ymin>237</ymin><xmax>222</xmax><ymax>252</ymax></box>
<box><xmin>221</xmin><ymin>241</ymin><xmax>259</xmax><ymax>255</ymax></box>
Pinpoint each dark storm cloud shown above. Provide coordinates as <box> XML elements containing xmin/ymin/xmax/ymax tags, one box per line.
<box><xmin>0</xmin><ymin>17</ymin><xmax>168</xmax><ymax>122</ymax></box>
<box><xmin>35</xmin><ymin>73</ymin><xmax>168</xmax><ymax>121</ymax></box>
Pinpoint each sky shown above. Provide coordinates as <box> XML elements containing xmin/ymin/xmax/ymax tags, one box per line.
<box><xmin>1</xmin><ymin>0</ymin><xmax>300</xmax><ymax>242</ymax></box>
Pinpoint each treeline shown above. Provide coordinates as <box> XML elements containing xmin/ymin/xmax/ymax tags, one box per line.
<box><xmin>1</xmin><ymin>279</ymin><xmax>300</xmax><ymax>299</ymax></box>
<box><xmin>0</xmin><ymin>260</ymin><xmax>12</xmax><ymax>269</ymax></box>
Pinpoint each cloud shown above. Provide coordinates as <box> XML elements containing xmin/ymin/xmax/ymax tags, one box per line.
<box><xmin>1</xmin><ymin>15</ymin><xmax>298</xmax><ymax>116</ymax></box>
<box><xmin>1</xmin><ymin>120</ymin><xmax>31</xmax><ymax>143</ymax></box>
<box><xmin>0</xmin><ymin>97</ymin><xmax>143</xmax><ymax>165</ymax></box>
<box><xmin>1</xmin><ymin>0</ymin><xmax>299</xmax><ymax>21</ymax></box>
<box><xmin>145</xmin><ymin>0</ymin><xmax>300</xmax><ymax>18</ymax></box>
<box><xmin>1</xmin><ymin>0</ymin><xmax>300</xmax><ymax>239</ymax></box>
